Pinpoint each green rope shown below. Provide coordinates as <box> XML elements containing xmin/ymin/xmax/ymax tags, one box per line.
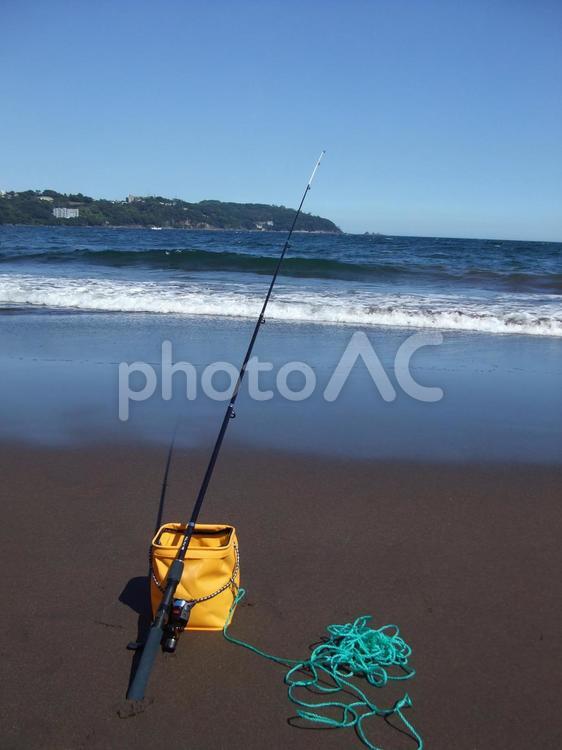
<box><xmin>223</xmin><ymin>588</ymin><xmax>423</xmax><ymax>750</ymax></box>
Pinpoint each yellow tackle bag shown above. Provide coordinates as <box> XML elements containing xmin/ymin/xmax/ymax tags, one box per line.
<box><xmin>150</xmin><ymin>523</ymin><xmax>240</xmax><ymax>631</ymax></box>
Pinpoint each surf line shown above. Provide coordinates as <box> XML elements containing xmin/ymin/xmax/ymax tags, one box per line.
<box><xmin>126</xmin><ymin>151</ymin><xmax>326</xmax><ymax>701</ymax></box>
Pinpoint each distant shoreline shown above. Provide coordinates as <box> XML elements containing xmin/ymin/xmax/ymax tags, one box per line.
<box><xmin>0</xmin><ymin>222</ymin><xmax>341</xmax><ymax>234</ymax></box>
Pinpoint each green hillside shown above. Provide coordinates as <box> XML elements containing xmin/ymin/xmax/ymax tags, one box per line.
<box><xmin>0</xmin><ymin>190</ymin><xmax>341</xmax><ymax>232</ymax></box>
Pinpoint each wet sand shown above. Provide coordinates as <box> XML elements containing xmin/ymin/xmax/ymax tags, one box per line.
<box><xmin>2</xmin><ymin>311</ymin><xmax>562</xmax><ymax>463</ymax></box>
<box><xmin>1</xmin><ymin>439</ymin><xmax>561</xmax><ymax>749</ymax></box>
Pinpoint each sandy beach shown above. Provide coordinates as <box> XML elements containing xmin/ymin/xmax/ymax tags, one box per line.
<box><xmin>1</xmin><ymin>438</ymin><xmax>561</xmax><ymax>749</ymax></box>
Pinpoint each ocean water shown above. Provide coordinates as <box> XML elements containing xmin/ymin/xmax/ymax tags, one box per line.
<box><xmin>1</xmin><ymin>225</ymin><xmax>561</xmax><ymax>337</ymax></box>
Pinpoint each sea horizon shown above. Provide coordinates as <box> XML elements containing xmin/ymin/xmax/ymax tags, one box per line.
<box><xmin>2</xmin><ymin>220</ymin><xmax>561</xmax><ymax>244</ymax></box>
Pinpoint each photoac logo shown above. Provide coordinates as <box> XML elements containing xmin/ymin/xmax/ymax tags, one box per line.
<box><xmin>118</xmin><ymin>331</ymin><xmax>444</xmax><ymax>420</ymax></box>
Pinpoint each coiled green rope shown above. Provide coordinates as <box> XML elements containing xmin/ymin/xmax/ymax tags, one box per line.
<box><xmin>223</xmin><ymin>588</ymin><xmax>423</xmax><ymax>750</ymax></box>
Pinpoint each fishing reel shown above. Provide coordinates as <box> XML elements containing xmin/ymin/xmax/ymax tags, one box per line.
<box><xmin>161</xmin><ymin>599</ymin><xmax>193</xmax><ymax>653</ymax></box>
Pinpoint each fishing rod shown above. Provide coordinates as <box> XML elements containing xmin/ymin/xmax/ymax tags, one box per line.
<box><xmin>127</xmin><ymin>151</ymin><xmax>326</xmax><ymax>701</ymax></box>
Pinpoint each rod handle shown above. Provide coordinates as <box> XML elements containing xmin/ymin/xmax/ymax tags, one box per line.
<box><xmin>126</xmin><ymin>624</ymin><xmax>163</xmax><ymax>701</ymax></box>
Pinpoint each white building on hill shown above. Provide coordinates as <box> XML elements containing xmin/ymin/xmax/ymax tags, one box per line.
<box><xmin>53</xmin><ymin>207</ymin><xmax>79</xmax><ymax>219</ymax></box>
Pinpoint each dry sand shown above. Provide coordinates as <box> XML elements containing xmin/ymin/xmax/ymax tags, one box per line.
<box><xmin>1</xmin><ymin>440</ymin><xmax>561</xmax><ymax>749</ymax></box>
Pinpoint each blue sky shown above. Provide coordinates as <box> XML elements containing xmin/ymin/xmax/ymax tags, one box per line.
<box><xmin>1</xmin><ymin>0</ymin><xmax>561</xmax><ymax>240</ymax></box>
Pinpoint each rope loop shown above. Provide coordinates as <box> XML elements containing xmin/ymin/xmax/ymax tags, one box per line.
<box><xmin>223</xmin><ymin>589</ymin><xmax>423</xmax><ymax>750</ymax></box>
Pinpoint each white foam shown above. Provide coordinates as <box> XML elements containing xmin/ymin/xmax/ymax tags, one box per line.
<box><xmin>1</xmin><ymin>273</ymin><xmax>561</xmax><ymax>337</ymax></box>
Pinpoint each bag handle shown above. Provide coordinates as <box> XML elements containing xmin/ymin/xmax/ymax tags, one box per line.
<box><xmin>151</xmin><ymin>543</ymin><xmax>239</xmax><ymax>604</ymax></box>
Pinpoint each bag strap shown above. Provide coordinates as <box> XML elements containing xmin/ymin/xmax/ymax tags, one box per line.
<box><xmin>150</xmin><ymin>542</ymin><xmax>239</xmax><ymax>604</ymax></box>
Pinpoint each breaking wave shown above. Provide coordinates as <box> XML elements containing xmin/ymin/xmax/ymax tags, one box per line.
<box><xmin>1</xmin><ymin>273</ymin><xmax>561</xmax><ymax>337</ymax></box>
